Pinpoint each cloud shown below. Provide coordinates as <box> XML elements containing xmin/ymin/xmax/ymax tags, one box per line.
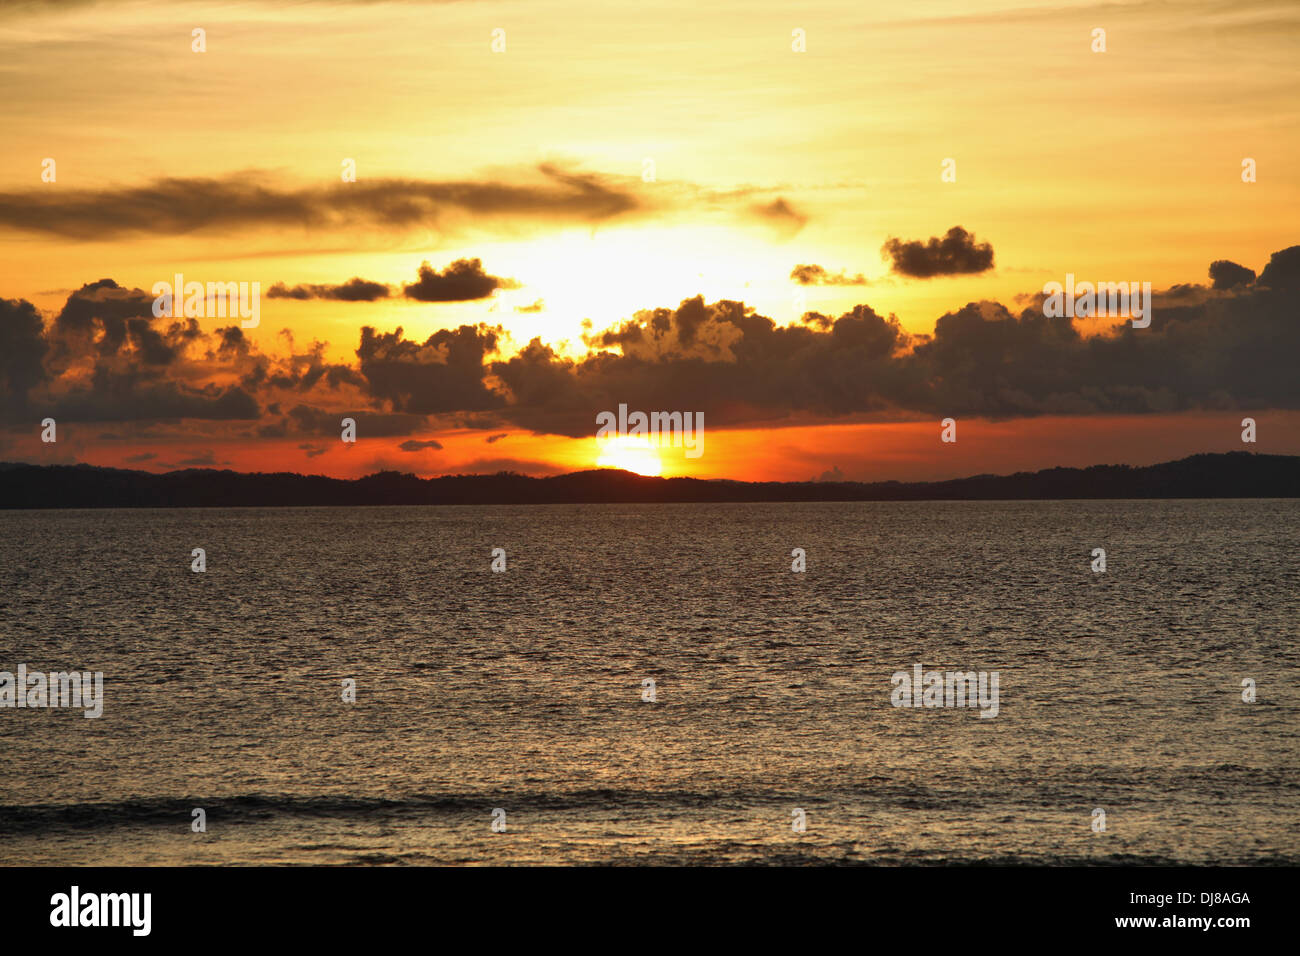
<box><xmin>492</xmin><ymin>297</ymin><xmax>917</xmax><ymax>436</ymax></box>
<box><xmin>882</xmin><ymin>226</ymin><xmax>994</xmax><ymax>278</ymax></box>
<box><xmin>356</xmin><ymin>323</ymin><xmax>505</xmax><ymax>415</ymax></box>
<box><xmin>1258</xmin><ymin>245</ymin><xmax>1300</xmax><ymax>289</ymax></box>
<box><xmin>176</xmin><ymin>451</ymin><xmax>220</xmax><ymax>467</ymax></box>
<box><xmin>750</xmin><ymin>197</ymin><xmax>807</xmax><ymax>237</ymax></box>
<box><xmin>484</xmin><ymin>246</ymin><xmax>1300</xmax><ymax>433</ymax></box>
<box><xmin>268</xmin><ymin>278</ymin><xmax>391</xmax><ymax>301</ymax></box>
<box><xmin>4</xmin><ymin>280</ymin><xmax>261</xmax><ymax>424</ymax></box>
<box><xmin>402</xmin><ymin>258</ymin><xmax>519</xmax><ymax>302</ymax></box>
<box><xmin>398</xmin><ymin>438</ymin><xmax>444</xmax><ymax>452</ymax></box>
<box><xmin>1208</xmin><ymin>259</ymin><xmax>1256</xmax><ymax>290</ymax></box>
<box><xmin>485</xmin><ymin>433</ymin><xmax>508</xmax><ymax>443</ymax></box>
<box><xmin>791</xmin><ymin>264</ymin><xmax>868</xmax><ymax>286</ymax></box>
<box><xmin>233</xmin><ymin>332</ymin><xmax>367</xmax><ymax>395</ymax></box>
<box><xmin>287</xmin><ymin>404</ymin><xmax>428</xmax><ymax>438</ymax></box>
<box><xmin>515</xmin><ymin>299</ymin><xmax>545</xmax><ymax>313</ymax></box>
<box><xmin>0</xmin><ymin>165</ymin><xmax>644</xmax><ymax>240</ymax></box>
<box><xmin>5</xmin><ymin>246</ymin><xmax>1299</xmax><ymax>445</ymax></box>
<box><xmin>814</xmin><ymin>465</ymin><xmax>846</xmax><ymax>482</ymax></box>
<box><xmin>0</xmin><ymin>296</ymin><xmax>50</xmax><ymax>420</ymax></box>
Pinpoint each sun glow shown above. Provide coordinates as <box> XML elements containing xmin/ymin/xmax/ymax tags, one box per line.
<box><xmin>595</xmin><ymin>435</ymin><xmax>663</xmax><ymax>476</ymax></box>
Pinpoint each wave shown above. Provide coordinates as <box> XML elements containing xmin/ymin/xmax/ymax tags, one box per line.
<box><xmin>0</xmin><ymin>788</ymin><xmax>807</xmax><ymax>834</ymax></box>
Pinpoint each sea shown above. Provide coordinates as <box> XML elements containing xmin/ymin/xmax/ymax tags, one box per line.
<box><xmin>1</xmin><ymin>500</ymin><xmax>1296</xmax><ymax>865</ymax></box>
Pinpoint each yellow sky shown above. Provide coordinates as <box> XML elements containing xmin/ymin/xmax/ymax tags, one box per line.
<box><xmin>1</xmin><ymin>0</ymin><xmax>1296</xmax><ymax>479</ymax></box>
<box><xmin>4</xmin><ymin>0</ymin><xmax>1295</xmax><ymax>333</ymax></box>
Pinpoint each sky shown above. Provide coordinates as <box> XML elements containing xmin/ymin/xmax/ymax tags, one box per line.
<box><xmin>1</xmin><ymin>0</ymin><xmax>1297</xmax><ymax>481</ymax></box>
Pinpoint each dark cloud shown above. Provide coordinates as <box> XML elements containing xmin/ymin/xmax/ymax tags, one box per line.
<box><xmin>357</xmin><ymin>323</ymin><xmax>505</xmax><ymax>414</ymax></box>
<box><xmin>234</xmin><ymin>334</ymin><xmax>366</xmax><ymax>395</ymax></box>
<box><xmin>882</xmin><ymin>226</ymin><xmax>994</xmax><ymax>278</ymax></box>
<box><xmin>0</xmin><ymin>165</ymin><xmax>643</xmax><ymax>240</ymax></box>
<box><xmin>124</xmin><ymin>452</ymin><xmax>157</xmax><ymax>463</ymax></box>
<box><xmin>215</xmin><ymin>326</ymin><xmax>252</xmax><ymax>358</ymax></box>
<box><xmin>0</xmin><ymin>280</ymin><xmax>392</xmax><ymax>429</ymax></box>
<box><xmin>47</xmin><ymin>279</ymin><xmax>194</xmax><ymax>370</ymax></box>
<box><xmin>493</xmin><ymin>297</ymin><xmax>914</xmax><ymax>436</ymax></box>
<box><xmin>0</xmin><ymin>297</ymin><xmax>50</xmax><ymax>421</ymax></box>
<box><xmin>484</xmin><ymin>247</ymin><xmax>1300</xmax><ymax>434</ymax></box>
<box><xmin>258</xmin><ymin>421</ymin><xmax>289</xmax><ymax>438</ymax></box>
<box><xmin>791</xmin><ymin>264</ymin><xmax>868</xmax><ymax>286</ymax></box>
<box><xmin>402</xmin><ymin>258</ymin><xmax>518</xmax><ymax>302</ymax></box>
<box><xmin>287</xmin><ymin>405</ymin><xmax>429</xmax><ymax>438</ymax></box>
<box><xmin>1257</xmin><ymin>244</ymin><xmax>1300</xmax><ymax>289</ymax></box>
<box><xmin>5</xmin><ymin>247</ymin><xmax>1298</xmax><ymax>443</ymax></box>
<box><xmin>397</xmin><ymin>439</ymin><xmax>444</xmax><ymax>452</ymax></box>
<box><xmin>5</xmin><ymin>280</ymin><xmax>261</xmax><ymax>424</ymax></box>
<box><xmin>48</xmin><ymin>379</ymin><xmax>260</xmax><ymax>423</ymax></box>
<box><xmin>485</xmin><ymin>433</ymin><xmax>508</xmax><ymax>443</ymax></box>
<box><xmin>449</xmin><ymin>412</ymin><xmax>508</xmax><ymax>430</ymax></box>
<box><xmin>268</xmin><ymin>278</ymin><xmax>391</xmax><ymax>301</ymax></box>
<box><xmin>176</xmin><ymin>451</ymin><xmax>220</xmax><ymax>467</ymax></box>
<box><xmin>1208</xmin><ymin>259</ymin><xmax>1256</xmax><ymax>290</ymax></box>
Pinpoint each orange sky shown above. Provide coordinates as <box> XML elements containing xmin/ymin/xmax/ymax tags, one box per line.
<box><xmin>1</xmin><ymin>0</ymin><xmax>1296</xmax><ymax>482</ymax></box>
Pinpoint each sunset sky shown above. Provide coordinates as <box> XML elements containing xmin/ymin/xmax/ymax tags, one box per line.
<box><xmin>1</xmin><ymin>0</ymin><xmax>1297</xmax><ymax>481</ymax></box>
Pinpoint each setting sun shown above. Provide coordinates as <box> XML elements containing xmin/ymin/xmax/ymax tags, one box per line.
<box><xmin>595</xmin><ymin>435</ymin><xmax>663</xmax><ymax>476</ymax></box>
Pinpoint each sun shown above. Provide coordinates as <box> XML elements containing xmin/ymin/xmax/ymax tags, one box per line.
<box><xmin>595</xmin><ymin>435</ymin><xmax>663</xmax><ymax>476</ymax></box>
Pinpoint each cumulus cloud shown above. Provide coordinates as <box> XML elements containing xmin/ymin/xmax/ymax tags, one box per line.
<box><xmin>492</xmin><ymin>297</ymin><xmax>915</xmax><ymax>436</ymax></box>
<box><xmin>791</xmin><ymin>264</ymin><xmax>868</xmax><ymax>286</ymax></box>
<box><xmin>1257</xmin><ymin>245</ymin><xmax>1300</xmax><ymax>289</ymax></box>
<box><xmin>356</xmin><ymin>323</ymin><xmax>505</xmax><ymax>417</ymax></box>
<box><xmin>402</xmin><ymin>258</ymin><xmax>519</xmax><ymax>302</ymax></box>
<box><xmin>1208</xmin><ymin>259</ymin><xmax>1256</xmax><ymax>290</ymax></box>
<box><xmin>0</xmin><ymin>296</ymin><xmax>49</xmax><ymax>419</ymax></box>
<box><xmin>4</xmin><ymin>246</ymin><xmax>1299</xmax><ymax>444</ymax></box>
<box><xmin>882</xmin><ymin>226</ymin><xmax>994</xmax><ymax>278</ymax></box>
<box><xmin>483</xmin><ymin>246</ymin><xmax>1300</xmax><ymax>433</ymax></box>
<box><xmin>4</xmin><ymin>279</ymin><xmax>260</xmax><ymax>425</ymax></box>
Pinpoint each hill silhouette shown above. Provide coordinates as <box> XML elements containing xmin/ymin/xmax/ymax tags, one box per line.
<box><xmin>0</xmin><ymin>452</ymin><xmax>1295</xmax><ymax>508</ymax></box>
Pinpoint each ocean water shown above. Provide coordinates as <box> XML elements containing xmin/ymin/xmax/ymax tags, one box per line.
<box><xmin>0</xmin><ymin>500</ymin><xmax>1296</xmax><ymax>866</ymax></box>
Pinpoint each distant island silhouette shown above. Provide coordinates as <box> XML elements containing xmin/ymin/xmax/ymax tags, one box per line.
<box><xmin>0</xmin><ymin>452</ymin><xmax>1296</xmax><ymax>508</ymax></box>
